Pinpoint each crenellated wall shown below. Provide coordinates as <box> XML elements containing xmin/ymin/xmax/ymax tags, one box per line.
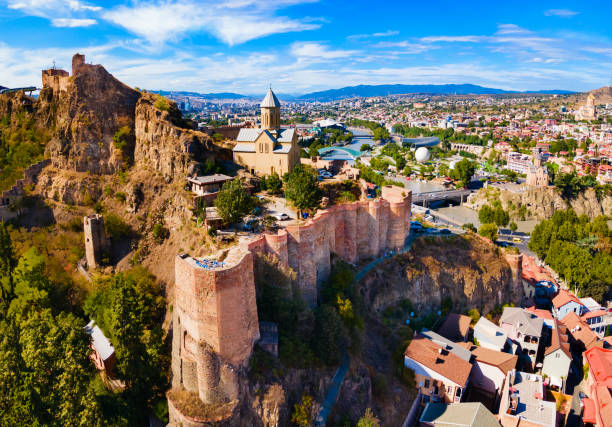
<box><xmin>248</xmin><ymin>185</ymin><xmax>411</xmax><ymax>305</ymax></box>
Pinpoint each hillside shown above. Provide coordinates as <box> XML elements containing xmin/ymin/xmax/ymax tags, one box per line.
<box><xmin>297</xmin><ymin>83</ymin><xmax>575</xmax><ymax>101</ymax></box>
<box><xmin>585</xmin><ymin>86</ymin><xmax>612</xmax><ymax>104</ymax></box>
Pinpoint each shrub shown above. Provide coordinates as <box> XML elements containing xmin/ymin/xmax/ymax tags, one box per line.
<box><xmin>478</xmin><ymin>223</ymin><xmax>498</xmax><ymax>241</ymax></box>
<box><xmin>152</xmin><ymin>223</ymin><xmax>169</xmax><ymax>243</ymax></box>
<box><xmin>115</xmin><ymin>192</ymin><xmax>126</xmax><ymax>203</ymax></box>
<box><xmin>153</xmin><ymin>96</ymin><xmax>171</xmax><ymax>112</ymax></box>
<box><xmin>104</xmin><ymin>213</ymin><xmax>131</xmax><ymax>240</ymax></box>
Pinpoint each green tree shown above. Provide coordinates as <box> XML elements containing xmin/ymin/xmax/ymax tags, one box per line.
<box><xmin>214</xmin><ymin>179</ymin><xmax>255</xmax><ymax>225</ymax></box>
<box><xmin>283</xmin><ymin>165</ymin><xmax>322</xmax><ymax>216</ymax></box>
<box><xmin>291</xmin><ymin>394</ymin><xmax>313</xmax><ymax>427</ymax></box>
<box><xmin>509</xmin><ymin>221</ymin><xmax>518</xmax><ymax>235</ymax></box>
<box><xmin>360</xmin><ymin>143</ymin><xmax>372</xmax><ymax>152</ymax></box>
<box><xmin>357</xmin><ymin>408</ymin><xmax>380</xmax><ymax>427</ymax></box>
<box><xmin>265</xmin><ymin>173</ymin><xmax>282</xmax><ymax>194</ymax></box>
<box><xmin>450</xmin><ymin>158</ymin><xmax>476</xmax><ymax>188</ymax></box>
<box><xmin>478</xmin><ymin>223</ymin><xmax>498</xmax><ymax>241</ymax></box>
<box><xmin>314</xmin><ymin>305</ymin><xmax>347</xmax><ymax>365</ymax></box>
<box><xmin>84</xmin><ymin>267</ymin><xmax>167</xmax><ymax>420</ymax></box>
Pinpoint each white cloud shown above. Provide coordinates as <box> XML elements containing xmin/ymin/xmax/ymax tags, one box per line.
<box><xmin>496</xmin><ymin>24</ymin><xmax>531</xmax><ymax>35</ymax></box>
<box><xmin>291</xmin><ymin>42</ymin><xmax>358</xmax><ymax>60</ymax></box>
<box><xmin>348</xmin><ymin>30</ymin><xmax>399</xmax><ymax>40</ymax></box>
<box><xmin>103</xmin><ymin>0</ymin><xmax>321</xmax><ymax>46</ymax></box>
<box><xmin>544</xmin><ymin>9</ymin><xmax>578</xmax><ymax>17</ymax></box>
<box><xmin>420</xmin><ymin>36</ymin><xmax>483</xmax><ymax>43</ymax></box>
<box><xmin>7</xmin><ymin>0</ymin><xmax>101</xmax><ymax>17</ymax></box>
<box><xmin>51</xmin><ymin>18</ymin><xmax>97</xmax><ymax>27</ymax></box>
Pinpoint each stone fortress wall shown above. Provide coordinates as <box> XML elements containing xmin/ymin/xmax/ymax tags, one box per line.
<box><xmin>41</xmin><ymin>52</ymin><xmax>92</xmax><ymax>93</ymax></box>
<box><xmin>248</xmin><ymin>185</ymin><xmax>412</xmax><ymax>305</ymax></box>
<box><xmin>168</xmin><ymin>185</ymin><xmax>411</xmax><ymax>425</ymax></box>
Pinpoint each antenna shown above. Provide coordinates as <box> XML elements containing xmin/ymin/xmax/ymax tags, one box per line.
<box><xmin>52</xmin><ymin>59</ymin><xmax>56</xmax><ymax>69</ymax></box>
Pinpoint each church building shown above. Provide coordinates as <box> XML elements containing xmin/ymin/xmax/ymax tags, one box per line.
<box><xmin>232</xmin><ymin>88</ymin><xmax>301</xmax><ymax>176</ymax></box>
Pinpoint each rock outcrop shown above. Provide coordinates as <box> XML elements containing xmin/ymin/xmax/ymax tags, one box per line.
<box><xmin>358</xmin><ymin>234</ymin><xmax>519</xmax><ymax>315</ymax></box>
<box><xmin>134</xmin><ymin>94</ymin><xmax>227</xmax><ymax>179</ymax></box>
<box><xmin>40</xmin><ymin>59</ymin><xmax>141</xmax><ymax>174</ymax></box>
<box><xmin>466</xmin><ymin>186</ymin><xmax>612</xmax><ymax>220</ymax></box>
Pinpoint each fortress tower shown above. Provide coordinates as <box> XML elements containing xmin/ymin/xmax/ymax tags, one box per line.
<box><xmin>72</xmin><ymin>53</ymin><xmax>85</xmax><ymax>76</ymax></box>
<box><xmin>169</xmin><ymin>247</ymin><xmax>259</xmax><ymax>425</ymax></box>
<box><xmin>84</xmin><ymin>214</ymin><xmax>110</xmax><ymax>269</ymax></box>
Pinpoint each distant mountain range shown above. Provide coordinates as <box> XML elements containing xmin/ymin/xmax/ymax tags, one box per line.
<box><xmin>153</xmin><ymin>83</ymin><xmax>577</xmax><ymax>103</ymax></box>
<box><xmin>296</xmin><ymin>84</ymin><xmax>576</xmax><ymax>101</ymax></box>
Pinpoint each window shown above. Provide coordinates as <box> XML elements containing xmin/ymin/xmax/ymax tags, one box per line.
<box><xmin>556</xmin><ymin>353</ymin><xmax>560</xmax><ymax>358</ymax></box>
<box><xmin>424</xmin><ymin>379</ymin><xmax>430</xmax><ymax>388</ymax></box>
<box><xmin>447</xmin><ymin>386</ymin><xmax>453</xmax><ymax>394</ymax></box>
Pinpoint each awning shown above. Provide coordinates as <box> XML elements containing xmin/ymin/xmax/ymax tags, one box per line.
<box><xmin>582</xmin><ymin>398</ymin><xmax>596</xmax><ymax>424</ymax></box>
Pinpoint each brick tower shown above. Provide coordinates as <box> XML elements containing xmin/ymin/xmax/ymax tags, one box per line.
<box><xmin>168</xmin><ymin>247</ymin><xmax>259</xmax><ymax>425</ymax></box>
<box><xmin>84</xmin><ymin>214</ymin><xmax>110</xmax><ymax>269</ymax></box>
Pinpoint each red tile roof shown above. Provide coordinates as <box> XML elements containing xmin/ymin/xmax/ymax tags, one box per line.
<box><xmin>526</xmin><ymin>306</ymin><xmax>553</xmax><ymax>320</ymax></box>
<box><xmin>472</xmin><ymin>346</ymin><xmax>518</xmax><ymax>374</ymax></box>
<box><xmin>437</xmin><ymin>313</ymin><xmax>471</xmax><ymax>342</ymax></box>
<box><xmin>582</xmin><ymin>309</ymin><xmax>606</xmax><ymax>320</ymax></box>
<box><xmin>521</xmin><ymin>255</ymin><xmax>556</xmax><ymax>284</ymax></box>
<box><xmin>404</xmin><ymin>335</ymin><xmax>472</xmax><ymax>387</ymax></box>
<box><xmin>561</xmin><ymin>312</ymin><xmax>599</xmax><ymax>349</ymax></box>
<box><xmin>552</xmin><ymin>289</ymin><xmax>583</xmax><ymax>309</ymax></box>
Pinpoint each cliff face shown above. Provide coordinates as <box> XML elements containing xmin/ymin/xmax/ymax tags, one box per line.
<box><xmin>467</xmin><ymin>186</ymin><xmax>612</xmax><ymax>220</ymax></box>
<box><xmin>41</xmin><ymin>63</ymin><xmax>141</xmax><ymax>174</ymax></box>
<box><xmin>358</xmin><ymin>234</ymin><xmax>519</xmax><ymax>315</ymax></box>
<box><xmin>134</xmin><ymin>94</ymin><xmax>226</xmax><ymax>179</ymax></box>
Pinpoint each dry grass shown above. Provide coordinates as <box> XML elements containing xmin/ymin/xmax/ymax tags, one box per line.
<box><xmin>167</xmin><ymin>387</ymin><xmax>237</xmax><ymax>421</ymax></box>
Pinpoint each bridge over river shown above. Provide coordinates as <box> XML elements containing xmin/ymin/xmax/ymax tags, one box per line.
<box><xmin>411</xmin><ymin>188</ymin><xmax>473</xmax><ymax>206</ymax></box>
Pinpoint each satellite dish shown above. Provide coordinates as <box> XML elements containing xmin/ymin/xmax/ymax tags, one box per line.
<box><xmin>415</xmin><ymin>147</ymin><xmax>430</xmax><ymax>163</ymax></box>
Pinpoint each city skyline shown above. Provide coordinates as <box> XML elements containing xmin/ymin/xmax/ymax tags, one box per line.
<box><xmin>1</xmin><ymin>0</ymin><xmax>612</xmax><ymax>94</ymax></box>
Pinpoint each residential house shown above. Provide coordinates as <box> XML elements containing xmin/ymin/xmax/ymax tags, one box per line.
<box><xmin>421</xmin><ymin>329</ymin><xmax>473</xmax><ymax>362</ymax></box>
<box><xmin>498</xmin><ymin>370</ymin><xmax>557</xmax><ymax>427</ymax></box>
<box><xmin>500</xmin><ymin>307</ymin><xmax>544</xmax><ymax>369</ymax></box>
<box><xmin>526</xmin><ymin>306</ymin><xmax>555</xmax><ymax>329</ymax></box>
<box><xmin>582</xmin><ymin>310</ymin><xmax>608</xmax><ymax>338</ymax></box>
<box><xmin>582</xmin><ymin>347</ymin><xmax>612</xmax><ymax>427</ymax></box>
<box><xmin>562</xmin><ymin>311</ymin><xmax>600</xmax><ymax>351</ymax></box>
<box><xmin>404</xmin><ymin>336</ymin><xmax>472</xmax><ymax>404</ymax></box>
<box><xmin>581</xmin><ymin>297</ymin><xmax>604</xmax><ymax>313</ymax></box>
<box><xmin>437</xmin><ymin>313</ymin><xmax>471</xmax><ymax>343</ymax></box>
<box><xmin>468</xmin><ymin>345</ymin><xmax>518</xmax><ymax>403</ymax></box>
<box><xmin>84</xmin><ymin>320</ymin><xmax>116</xmax><ymax>377</ymax></box>
<box><xmin>187</xmin><ymin>174</ymin><xmax>234</xmax><ymax>198</ymax></box>
<box><xmin>542</xmin><ymin>320</ymin><xmax>572</xmax><ymax>391</ymax></box>
<box><xmin>419</xmin><ymin>402</ymin><xmax>499</xmax><ymax>427</ymax></box>
<box><xmin>474</xmin><ymin>317</ymin><xmax>510</xmax><ymax>352</ymax></box>
<box><xmin>552</xmin><ymin>289</ymin><xmax>586</xmax><ymax>319</ymax></box>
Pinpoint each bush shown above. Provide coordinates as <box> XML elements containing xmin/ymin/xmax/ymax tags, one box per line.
<box><xmin>478</xmin><ymin>223</ymin><xmax>498</xmax><ymax>241</ymax></box>
<box><xmin>104</xmin><ymin>213</ymin><xmax>131</xmax><ymax>240</ymax></box>
<box><xmin>152</xmin><ymin>223</ymin><xmax>169</xmax><ymax>243</ymax></box>
<box><xmin>153</xmin><ymin>95</ymin><xmax>171</xmax><ymax>112</ymax></box>
<box><xmin>115</xmin><ymin>192</ymin><xmax>126</xmax><ymax>203</ymax></box>
<box><xmin>214</xmin><ymin>179</ymin><xmax>255</xmax><ymax>226</ymax></box>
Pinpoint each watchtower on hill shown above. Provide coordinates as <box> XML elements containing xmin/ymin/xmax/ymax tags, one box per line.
<box><xmin>84</xmin><ymin>214</ymin><xmax>110</xmax><ymax>269</ymax></box>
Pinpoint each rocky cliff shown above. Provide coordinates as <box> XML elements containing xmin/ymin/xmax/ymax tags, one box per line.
<box><xmin>40</xmin><ymin>62</ymin><xmax>141</xmax><ymax>174</ymax></box>
<box><xmin>466</xmin><ymin>186</ymin><xmax>612</xmax><ymax>221</ymax></box>
<box><xmin>358</xmin><ymin>234</ymin><xmax>519</xmax><ymax>315</ymax></box>
<box><xmin>134</xmin><ymin>93</ymin><xmax>230</xmax><ymax>179</ymax></box>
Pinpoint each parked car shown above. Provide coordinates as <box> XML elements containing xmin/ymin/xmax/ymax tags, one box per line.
<box><xmin>439</xmin><ymin>228</ymin><xmax>451</xmax><ymax>234</ymax></box>
<box><xmin>319</xmin><ymin>171</ymin><xmax>333</xmax><ymax>178</ymax></box>
<box><xmin>274</xmin><ymin>213</ymin><xmax>290</xmax><ymax>221</ymax></box>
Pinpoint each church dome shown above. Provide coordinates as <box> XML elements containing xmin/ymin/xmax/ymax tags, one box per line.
<box><xmin>261</xmin><ymin>88</ymin><xmax>281</xmax><ymax>108</ymax></box>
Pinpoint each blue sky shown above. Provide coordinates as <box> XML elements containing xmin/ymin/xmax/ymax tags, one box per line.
<box><xmin>1</xmin><ymin>0</ymin><xmax>611</xmax><ymax>94</ymax></box>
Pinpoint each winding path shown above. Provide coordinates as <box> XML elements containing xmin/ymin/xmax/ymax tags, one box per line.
<box><xmin>314</xmin><ymin>233</ymin><xmax>418</xmax><ymax>426</ymax></box>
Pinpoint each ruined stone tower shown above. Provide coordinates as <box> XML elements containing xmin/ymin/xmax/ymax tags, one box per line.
<box><xmin>72</xmin><ymin>53</ymin><xmax>85</xmax><ymax>76</ymax></box>
<box><xmin>84</xmin><ymin>214</ymin><xmax>110</xmax><ymax>269</ymax></box>
<box><xmin>168</xmin><ymin>247</ymin><xmax>260</xmax><ymax>425</ymax></box>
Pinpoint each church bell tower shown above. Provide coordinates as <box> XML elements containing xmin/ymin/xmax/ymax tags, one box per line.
<box><xmin>260</xmin><ymin>88</ymin><xmax>281</xmax><ymax>131</ymax></box>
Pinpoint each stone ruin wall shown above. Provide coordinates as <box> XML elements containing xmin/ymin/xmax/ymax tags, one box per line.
<box><xmin>168</xmin><ymin>186</ymin><xmax>411</xmax><ymax>425</ymax></box>
<box><xmin>248</xmin><ymin>185</ymin><xmax>411</xmax><ymax>305</ymax></box>
<box><xmin>83</xmin><ymin>214</ymin><xmax>110</xmax><ymax>269</ymax></box>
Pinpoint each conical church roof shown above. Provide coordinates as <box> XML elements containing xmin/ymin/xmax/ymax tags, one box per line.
<box><xmin>261</xmin><ymin>88</ymin><xmax>281</xmax><ymax>108</ymax></box>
